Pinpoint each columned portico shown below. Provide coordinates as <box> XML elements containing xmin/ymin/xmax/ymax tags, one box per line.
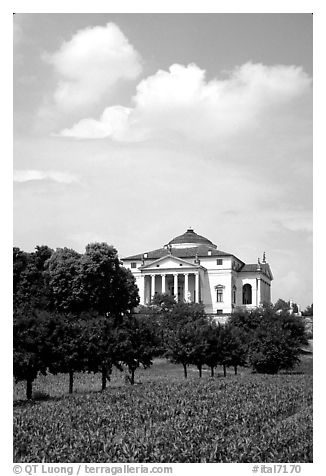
<box><xmin>142</xmin><ymin>269</ymin><xmax>202</xmax><ymax>305</ymax></box>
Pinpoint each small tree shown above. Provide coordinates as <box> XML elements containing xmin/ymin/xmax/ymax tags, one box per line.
<box><xmin>303</xmin><ymin>303</ymin><xmax>313</xmax><ymax>317</ymax></box>
<box><xmin>203</xmin><ymin>320</ymin><xmax>220</xmax><ymax>377</ymax></box>
<box><xmin>13</xmin><ymin>310</ymin><xmax>50</xmax><ymax>399</ymax></box>
<box><xmin>115</xmin><ymin>314</ymin><xmax>158</xmax><ymax>384</ymax></box>
<box><xmin>84</xmin><ymin>314</ymin><xmax>120</xmax><ymax>391</ymax></box>
<box><xmin>165</xmin><ymin>302</ymin><xmax>207</xmax><ymax>378</ymax></box>
<box><xmin>47</xmin><ymin>314</ymin><xmax>87</xmax><ymax>393</ymax></box>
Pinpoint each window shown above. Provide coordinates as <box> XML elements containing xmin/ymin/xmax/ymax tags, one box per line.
<box><xmin>243</xmin><ymin>284</ymin><xmax>252</xmax><ymax>305</ymax></box>
<box><xmin>232</xmin><ymin>285</ymin><xmax>237</xmax><ymax>304</ymax></box>
<box><xmin>216</xmin><ymin>259</ymin><xmax>223</xmax><ymax>265</ymax></box>
<box><xmin>131</xmin><ymin>262</ymin><xmax>137</xmax><ymax>268</ymax></box>
<box><xmin>216</xmin><ymin>309</ymin><xmax>223</xmax><ymax>315</ymax></box>
<box><xmin>217</xmin><ymin>289</ymin><xmax>223</xmax><ymax>302</ymax></box>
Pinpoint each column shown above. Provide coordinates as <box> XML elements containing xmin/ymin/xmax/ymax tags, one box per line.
<box><xmin>195</xmin><ymin>272</ymin><xmax>199</xmax><ymax>303</ymax></box>
<box><xmin>184</xmin><ymin>273</ymin><xmax>189</xmax><ymax>302</ymax></box>
<box><xmin>144</xmin><ymin>275</ymin><xmax>149</xmax><ymax>304</ymax></box>
<box><xmin>257</xmin><ymin>278</ymin><xmax>261</xmax><ymax>306</ymax></box>
<box><xmin>173</xmin><ymin>274</ymin><xmax>178</xmax><ymax>302</ymax></box>
<box><xmin>161</xmin><ymin>274</ymin><xmax>166</xmax><ymax>294</ymax></box>
<box><xmin>151</xmin><ymin>274</ymin><xmax>156</xmax><ymax>301</ymax></box>
<box><xmin>138</xmin><ymin>275</ymin><xmax>145</xmax><ymax>305</ymax></box>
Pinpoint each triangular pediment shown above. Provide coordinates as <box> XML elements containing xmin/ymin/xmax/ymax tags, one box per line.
<box><xmin>140</xmin><ymin>254</ymin><xmax>202</xmax><ymax>270</ymax></box>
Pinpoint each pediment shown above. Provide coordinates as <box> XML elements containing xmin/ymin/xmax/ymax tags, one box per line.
<box><xmin>140</xmin><ymin>254</ymin><xmax>200</xmax><ymax>270</ymax></box>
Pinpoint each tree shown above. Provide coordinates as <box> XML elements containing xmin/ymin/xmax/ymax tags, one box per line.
<box><xmin>79</xmin><ymin>243</ymin><xmax>139</xmax><ymax>315</ymax></box>
<box><xmin>14</xmin><ymin>245</ymin><xmax>54</xmax><ymax>312</ymax></box>
<box><xmin>248</xmin><ymin>311</ymin><xmax>307</xmax><ymax>374</ymax></box>
<box><xmin>303</xmin><ymin>303</ymin><xmax>313</xmax><ymax>317</ymax></box>
<box><xmin>47</xmin><ymin>247</ymin><xmax>83</xmax><ymax>313</ymax></box>
<box><xmin>165</xmin><ymin>302</ymin><xmax>208</xmax><ymax>378</ymax></box>
<box><xmin>47</xmin><ymin>314</ymin><xmax>87</xmax><ymax>394</ymax></box>
<box><xmin>167</xmin><ymin>323</ymin><xmax>196</xmax><ymax>379</ymax></box>
<box><xmin>115</xmin><ymin>314</ymin><xmax>159</xmax><ymax>384</ymax></box>
<box><xmin>229</xmin><ymin>306</ymin><xmax>307</xmax><ymax>374</ymax></box>
<box><xmin>274</xmin><ymin>299</ymin><xmax>290</xmax><ymax>312</ymax></box>
<box><xmin>274</xmin><ymin>298</ymin><xmax>298</xmax><ymax>314</ymax></box>
<box><xmin>203</xmin><ymin>320</ymin><xmax>220</xmax><ymax>377</ymax></box>
<box><xmin>13</xmin><ymin>310</ymin><xmax>51</xmax><ymax>399</ymax></box>
<box><xmin>84</xmin><ymin>314</ymin><xmax>121</xmax><ymax>391</ymax></box>
<box><xmin>217</xmin><ymin>323</ymin><xmax>247</xmax><ymax>376</ymax></box>
<box><xmin>150</xmin><ymin>292</ymin><xmax>176</xmax><ymax>311</ymax></box>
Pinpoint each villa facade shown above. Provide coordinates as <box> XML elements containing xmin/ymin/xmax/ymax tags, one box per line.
<box><xmin>122</xmin><ymin>228</ymin><xmax>273</xmax><ymax>315</ymax></box>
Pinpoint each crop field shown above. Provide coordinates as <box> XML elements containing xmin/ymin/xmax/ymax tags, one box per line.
<box><xmin>13</xmin><ymin>356</ymin><xmax>313</xmax><ymax>463</ymax></box>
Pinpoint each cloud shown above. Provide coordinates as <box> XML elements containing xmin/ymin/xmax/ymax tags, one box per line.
<box><xmin>59</xmin><ymin>105</ymin><xmax>132</xmax><ymax>140</ymax></box>
<box><xmin>14</xmin><ymin>170</ymin><xmax>78</xmax><ymax>184</ymax></box>
<box><xmin>45</xmin><ymin>23</ymin><xmax>142</xmax><ymax>112</ymax></box>
<box><xmin>58</xmin><ymin>62</ymin><xmax>312</xmax><ymax>140</ymax></box>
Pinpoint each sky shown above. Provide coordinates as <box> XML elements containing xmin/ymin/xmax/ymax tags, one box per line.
<box><xmin>13</xmin><ymin>13</ymin><xmax>313</xmax><ymax>308</ymax></box>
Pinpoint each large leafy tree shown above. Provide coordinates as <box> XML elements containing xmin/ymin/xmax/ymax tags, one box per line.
<box><xmin>79</xmin><ymin>243</ymin><xmax>139</xmax><ymax>315</ymax></box>
<box><xmin>13</xmin><ymin>246</ymin><xmax>54</xmax><ymax>399</ymax></box>
<box><xmin>14</xmin><ymin>245</ymin><xmax>53</xmax><ymax>311</ymax></box>
<box><xmin>47</xmin><ymin>247</ymin><xmax>83</xmax><ymax>313</ymax></box>
<box><xmin>230</xmin><ymin>307</ymin><xmax>307</xmax><ymax>374</ymax></box>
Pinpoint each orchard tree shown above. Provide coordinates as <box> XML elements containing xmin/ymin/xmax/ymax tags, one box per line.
<box><xmin>115</xmin><ymin>314</ymin><xmax>159</xmax><ymax>384</ymax></box>
<box><xmin>47</xmin><ymin>314</ymin><xmax>87</xmax><ymax>393</ymax></box>
<box><xmin>166</xmin><ymin>322</ymin><xmax>195</xmax><ymax>379</ymax></box>
<box><xmin>165</xmin><ymin>302</ymin><xmax>208</xmax><ymax>378</ymax></box>
<box><xmin>85</xmin><ymin>314</ymin><xmax>121</xmax><ymax>391</ymax></box>
<box><xmin>13</xmin><ymin>310</ymin><xmax>51</xmax><ymax>399</ymax></box>
<box><xmin>189</xmin><ymin>321</ymin><xmax>211</xmax><ymax>377</ymax></box>
<box><xmin>203</xmin><ymin>320</ymin><xmax>221</xmax><ymax>377</ymax></box>
<box><xmin>217</xmin><ymin>323</ymin><xmax>247</xmax><ymax>376</ymax></box>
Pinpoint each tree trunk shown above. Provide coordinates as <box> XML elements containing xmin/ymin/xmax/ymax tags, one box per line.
<box><xmin>130</xmin><ymin>368</ymin><xmax>135</xmax><ymax>385</ymax></box>
<box><xmin>234</xmin><ymin>365</ymin><xmax>238</xmax><ymax>375</ymax></box>
<box><xmin>183</xmin><ymin>363</ymin><xmax>187</xmax><ymax>379</ymax></box>
<box><xmin>69</xmin><ymin>370</ymin><xmax>74</xmax><ymax>394</ymax></box>
<box><xmin>198</xmin><ymin>365</ymin><xmax>202</xmax><ymax>378</ymax></box>
<box><xmin>101</xmin><ymin>367</ymin><xmax>107</xmax><ymax>391</ymax></box>
<box><xmin>210</xmin><ymin>366</ymin><xmax>214</xmax><ymax>377</ymax></box>
<box><xmin>223</xmin><ymin>364</ymin><xmax>227</xmax><ymax>377</ymax></box>
<box><xmin>26</xmin><ymin>378</ymin><xmax>33</xmax><ymax>400</ymax></box>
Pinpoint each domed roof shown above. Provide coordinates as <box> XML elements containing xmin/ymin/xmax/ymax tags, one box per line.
<box><xmin>167</xmin><ymin>228</ymin><xmax>216</xmax><ymax>248</ymax></box>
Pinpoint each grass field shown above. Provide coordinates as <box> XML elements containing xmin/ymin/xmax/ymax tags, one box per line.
<box><xmin>13</xmin><ymin>355</ymin><xmax>313</xmax><ymax>463</ymax></box>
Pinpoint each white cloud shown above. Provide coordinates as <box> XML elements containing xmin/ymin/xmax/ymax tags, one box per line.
<box><xmin>58</xmin><ymin>62</ymin><xmax>311</xmax><ymax>140</ymax></box>
<box><xmin>45</xmin><ymin>23</ymin><xmax>142</xmax><ymax>112</ymax></box>
<box><xmin>14</xmin><ymin>170</ymin><xmax>78</xmax><ymax>184</ymax></box>
<box><xmin>59</xmin><ymin>106</ymin><xmax>132</xmax><ymax>140</ymax></box>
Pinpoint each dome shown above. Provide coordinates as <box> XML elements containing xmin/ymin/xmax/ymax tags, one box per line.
<box><xmin>167</xmin><ymin>228</ymin><xmax>216</xmax><ymax>249</ymax></box>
